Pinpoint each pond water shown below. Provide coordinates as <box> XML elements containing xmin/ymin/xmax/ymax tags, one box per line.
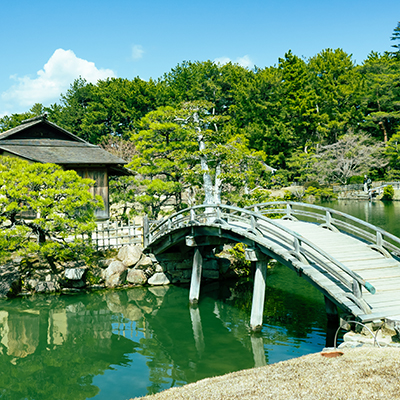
<box><xmin>318</xmin><ymin>199</ymin><xmax>400</xmax><ymax>237</ymax></box>
<box><xmin>1</xmin><ymin>199</ymin><xmax>398</xmax><ymax>400</ymax></box>
<box><xmin>0</xmin><ymin>267</ymin><xmax>327</xmax><ymax>400</ymax></box>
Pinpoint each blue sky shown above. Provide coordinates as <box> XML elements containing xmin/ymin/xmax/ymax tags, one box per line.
<box><xmin>1</xmin><ymin>0</ymin><xmax>399</xmax><ymax>116</ymax></box>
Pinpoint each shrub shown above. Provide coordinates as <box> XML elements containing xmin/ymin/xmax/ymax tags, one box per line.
<box><xmin>382</xmin><ymin>185</ymin><xmax>395</xmax><ymax>201</ymax></box>
<box><xmin>227</xmin><ymin>243</ymin><xmax>251</xmax><ymax>276</ymax></box>
<box><xmin>347</xmin><ymin>175</ymin><xmax>364</xmax><ymax>184</ymax></box>
<box><xmin>304</xmin><ymin>186</ymin><xmax>337</xmax><ymax>201</ymax></box>
<box><xmin>304</xmin><ymin>180</ymin><xmax>320</xmax><ymax>189</ymax></box>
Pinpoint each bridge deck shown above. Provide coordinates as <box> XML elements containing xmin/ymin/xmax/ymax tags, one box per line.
<box><xmin>276</xmin><ymin>219</ymin><xmax>400</xmax><ymax>325</ymax></box>
<box><xmin>145</xmin><ymin>202</ymin><xmax>400</xmax><ymax>330</ymax></box>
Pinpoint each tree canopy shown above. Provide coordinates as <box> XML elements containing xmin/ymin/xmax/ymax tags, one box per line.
<box><xmin>1</xmin><ymin>21</ymin><xmax>400</xmax><ymax>218</ymax></box>
<box><xmin>0</xmin><ymin>157</ymin><xmax>102</xmax><ymax>262</ymax></box>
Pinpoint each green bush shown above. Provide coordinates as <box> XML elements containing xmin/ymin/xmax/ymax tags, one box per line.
<box><xmin>227</xmin><ymin>243</ymin><xmax>251</xmax><ymax>276</ymax></box>
<box><xmin>304</xmin><ymin>180</ymin><xmax>320</xmax><ymax>189</ymax></box>
<box><xmin>347</xmin><ymin>175</ymin><xmax>364</xmax><ymax>184</ymax></box>
<box><xmin>382</xmin><ymin>185</ymin><xmax>395</xmax><ymax>201</ymax></box>
<box><xmin>305</xmin><ymin>186</ymin><xmax>337</xmax><ymax>201</ymax></box>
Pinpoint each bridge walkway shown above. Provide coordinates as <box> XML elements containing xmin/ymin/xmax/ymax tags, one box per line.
<box><xmin>276</xmin><ymin>218</ymin><xmax>400</xmax><ymax>324</ymax></box>
<box><xmin>144</xmin><ymin>202</ymin><xmax>400</xmax><ymax>332</ymax></box>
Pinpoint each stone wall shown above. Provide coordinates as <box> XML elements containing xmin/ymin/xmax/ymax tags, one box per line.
<box><xmin>0</xmin><ymin>244</ymin><xmax>234</xmax><ymax>298</ymax></box>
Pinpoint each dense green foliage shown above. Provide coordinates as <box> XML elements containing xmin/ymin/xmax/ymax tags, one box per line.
<box><xmin>382</xmin><ymin>184</ymin><xmax>395</xmax><ymax>200</ymax></box>
<box><xmin>0</xmin><ymin>157</ymin><xmax>103</xmax><ymax>262</ymax></box>
<box><xmin>1</xmin><ymin>22</ymin><xmax>400</xmax><ymax>218</ymax></box>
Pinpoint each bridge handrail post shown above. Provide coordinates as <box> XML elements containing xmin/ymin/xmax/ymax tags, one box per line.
<box><xmin>294</xmin><ymin>237</ymin><xmax>301</xmax><ymax>255</ymax></box>
<box><xmin>143</xmin><ymin>216</ymin><xmax>149</xmax><ymax>247</ymax></box>
<box><xmin>325</xmin><ymin>211</ymin><xmax>332</xmax><ymax>226</ymax></box>
<box><xmin>286</xmin><ymin>203</ymin><xmax>292</xmax><ymax>218</ymax></box>
<box><xmin>251</xmin><ymin>215</ymin><xmax>257</xmax><ymax>230</ymax></box>
<box><xmin>190</xmin><ymin>209</ymin><xmax>196</xmax><ymax>222</ymax></box>
<box><xmin>376</xmin><ymin>231</ymin><xmax>383</xmax><ymax>248</ymax></box>
<box><xmin>352</xmin><ymin>279</ymin><xmax>362</xmax><ymax>299</ymax></box>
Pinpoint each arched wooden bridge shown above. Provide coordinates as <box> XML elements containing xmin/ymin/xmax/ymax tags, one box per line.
<box><xmin>143</xmin><ymin>202</ymin><xmax>400</xmax><ymax>333</ymax></box>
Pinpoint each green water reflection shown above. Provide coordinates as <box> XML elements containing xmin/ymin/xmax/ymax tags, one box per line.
<box><xmin>0</xmin><ymin>265</ymin><xmax>327</xmax><ymax>400</ymax></box>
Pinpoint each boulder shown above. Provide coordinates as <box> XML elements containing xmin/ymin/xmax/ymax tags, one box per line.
<box><xmin>155</xmin><ymin>263</ymin><xmax>164</xmax><ymax>273</ymax></box>
<box><xmin>135</xmin><ymin>255</ymin><xmax>153</xmax><ymax>270</ymax></box>
<box><xmin>35</xmin><ymin>281</ymin><xmax>59</xmax><ymax>293</ymax></box>
<box><xmin>148</xmin><ymin>272</ymin><xmax>170</xmax><ymax>286</ymax></box>
<box><xmin>0</xmin><ymin>266</ymin><xmax>21</xmax><ymax>298</ymax></box>
<box><xmin>65</xmin><ymin>268</ymin><xmax>86</xmax><ymax>280</ymax></box>
<box><xmin>103</xmin><ymin>260</ymin><xmax>127</xmax><ymax>288</ymax></box>
<box><xmin>126</xmin><ymin>269</ymin><xmax>147</xmax><ymax>285</ymax></box>
<box><xmin>117</xmin><ymin>245</ymin><xmax>143</xmax><ymax>267</ymax></box>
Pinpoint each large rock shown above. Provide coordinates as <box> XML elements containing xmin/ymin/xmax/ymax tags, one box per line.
<box><xmin>126</xmin><ymin>269</ymin><xmax>147</xmax><ymax>285</ymax></box>
<box><xmin>0</xmin><ymin>266</ymin><xmax>21</xmax><ymax>298</ymax></box>
<box><xmin>65</xmin><ymin>268</ymin><xmax>86</xmax><ymax>280</ymax></box>
<box><xmin>135</xmin><ymin>255</ymin><xmax>153</xmax><ymax>270</ymax></box>
<box><xmin>117</xmin><ymin>245</ymin><xmax>143</xmax><ymax>267</ymax></box>
<box><xmin>148</xmin><ymin>272</ymin><xmax>170</xmax><ymax>286</ymax></box>
<box><xmin>35</xmin><ymin>281</ymin><xmax>59</xmax><ymax>293</ymax></box>
<box><xmin>103</xmin><ymin>261</ymin><xmax>127</xmax><ymax>288</ymax></box>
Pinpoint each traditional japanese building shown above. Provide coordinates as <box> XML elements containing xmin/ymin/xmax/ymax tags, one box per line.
<box><xmin>0</xmin><ymin>114</ymin><xmax>129</xmax><ymax>220</ymax></box>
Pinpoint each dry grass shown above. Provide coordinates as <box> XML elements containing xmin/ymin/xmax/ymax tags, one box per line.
<box><xmin>132</xmin><ymin>348</ymin><xmax>400</xmax><ymax>400</ymax></box>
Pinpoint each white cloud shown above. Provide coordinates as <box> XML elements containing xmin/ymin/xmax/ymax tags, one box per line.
<box><xmin>0</xmin><ymin>49</ymin><xmax>116</xmax><ymax>115</ymax></box>
<box><xmin>132</xmin><ymin>44</ymin><xmax>144</xmax><ymax>60</ymax></box>
<box><xmin>214</xmin><ymin>55</ymin><xmax>254</xmax><ymax>69</ymax></box>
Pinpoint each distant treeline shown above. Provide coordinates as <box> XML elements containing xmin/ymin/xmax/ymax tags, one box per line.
<box><xmin>1</xmin><ymin>23</ymin><xmax>400</xmax><ymax>215</ymax></box>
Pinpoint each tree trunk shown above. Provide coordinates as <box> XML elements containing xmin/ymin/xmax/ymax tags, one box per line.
<box><xmin>214</xmin><ymin>163</ymin><xmax>222</xmax><ymax>204</ymax></box>
<box><xmin>378</xmin><ymin>121</ymin><xmax>388</xmax><ymax>143</ymax></box>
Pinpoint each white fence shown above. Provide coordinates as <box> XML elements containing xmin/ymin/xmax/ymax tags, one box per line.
<box><xmin>92</xmin><ymin>220</ymin><xmax>142</xmax><ymax>250</ymax></box>
<box><xmin>332</xmin><ymin>181</ymin><xmax>400</xmax><ymax>193</ymax></box>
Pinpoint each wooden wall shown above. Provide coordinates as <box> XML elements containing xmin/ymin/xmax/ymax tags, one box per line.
<box><xmin>74</xmin><ymin>167</ymin><xmax>109</xmax><ymax>220</ymax></box>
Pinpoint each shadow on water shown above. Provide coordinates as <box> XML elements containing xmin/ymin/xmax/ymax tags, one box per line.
<box><xmin>0</xmin><ymin>264</ymin><xmax>328</xmax><ymax>400</ymax></box>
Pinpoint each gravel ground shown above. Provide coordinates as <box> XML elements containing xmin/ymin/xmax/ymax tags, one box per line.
<box><xmin>132</xmin><ymin>347</ymin><xmax>400</xmax><ymax>400</ymax></box>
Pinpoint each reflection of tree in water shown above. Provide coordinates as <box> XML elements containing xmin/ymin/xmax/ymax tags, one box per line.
<box><xmin>0</xmin><ymin>272</ymin><xmax>327</xmax><ymax>399</ymax></box>
<box><xmin>217</xmin><ymin>265</ymin><xmax>327</xmax><ymax>345</ymax></box>
<box><xmin>99</xmin><ymin>284</ymin><xmax>255</xmax><ymax>394</ymax></box>
<box><xmin>0</xmin><ymin>294</ymin><xmax>136</xmax><ymax>400</ymax></box>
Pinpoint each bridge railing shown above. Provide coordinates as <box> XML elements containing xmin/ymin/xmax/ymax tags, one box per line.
<box><xmin>144</xmin><ymin>203</ymin><xmax>376</xmax><ymax>312</ymax></box>
<box><xmin>245</xmin><ymin>201</ymin><xmax>400</xmax><ymax>258</ymax></box>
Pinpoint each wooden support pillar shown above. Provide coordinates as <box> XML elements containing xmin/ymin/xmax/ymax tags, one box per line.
<box><xmin>189</xmin><ymin>248</ymin><xmax>203</xmax><ymax>304</ymax></box>
<box><xmin>246</xmin><ymin>248</ymin><xmax>268</xmax><ymax>332</ymax></box>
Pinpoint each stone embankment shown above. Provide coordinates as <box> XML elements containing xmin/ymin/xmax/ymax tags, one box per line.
<box><xmin>337</xmin><ymin>325</ymin><xmax>400</xmax><ymax>349</ymax></box>
<box><xmin>0</xmin><ymin>244</ymin><xmax>233</xmax><ymax>299</ymax></box>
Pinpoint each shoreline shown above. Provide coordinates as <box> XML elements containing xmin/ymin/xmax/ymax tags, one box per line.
<box><xmin>131</xmin><ymin>347</ymin><xmax>400</xmax><ymax>400</ymax></box>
